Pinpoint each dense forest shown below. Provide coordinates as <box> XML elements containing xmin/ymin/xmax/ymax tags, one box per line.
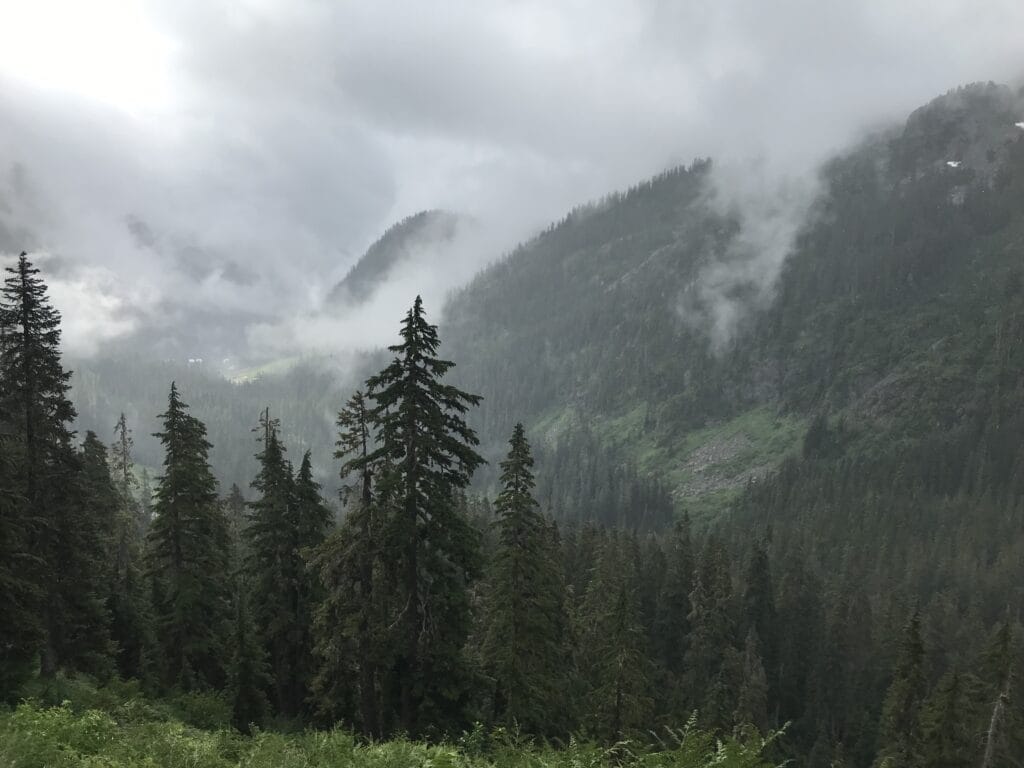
<box><xmin>3</xmin><ymin>81</ymin><xmax>1024</xmax><ymax>767</ymax></box>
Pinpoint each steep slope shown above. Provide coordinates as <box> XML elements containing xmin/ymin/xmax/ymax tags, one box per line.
<box><xmin>444</xmin><ymin>81</ymin><xmax>1024</xmax><ymax>518</ymax></box>
<box><xmin>327</xmin><ymin>209</ymin><xmax>460</xmax><ymax>305</ymax></box>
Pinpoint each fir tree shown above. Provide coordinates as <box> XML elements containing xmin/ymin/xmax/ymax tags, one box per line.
<box><xmin>68</xmin><ymin>431</ymin><xmax>118</xmax><ymax>677</ymax></box>
<box><xmin>228</xmin><ymin>581</ymin><xmax>271</xmax><ymax>734</ymax></box>
<box><xmin>0</xmin><ymin>253</ymin><xmax>109</xmax><ymax>679</ymax></box>
<box><xmin>245</xmin><ymin>411</ymin><xmax>303</xmax><ymax>716</ymax></box>
<box><xmin>876</xmin><ymin>611</ymin><xmax>926</xmax><ymax>767</ymax></box>
<box><xmin>147</xmin><ymin>382</ymin><xmax>231</xmax><ymax>690</ymax></box>
<box><xmin>291</xmin><ymin>450</ymin><xmax>331</xmax><ymax>715</ymax></box>
<box><xmin>653</xmin><ymin>514</ymin><xmax>694</xmax><ymax>716</ymax></box>
<box><xmin>733</xmin><ymin>629</ymin><xmax>770</xmax><ymax>732</ymax></box>
<box><xmin>480</xmin><ymin>423</ymin><xmax>569</xmax><ymax>735</ymax></box>
<box><xmin>362</xmin><ymin>296</ymin><xmax>485</xmax><ymax>735</ymax></box>
<box><xmin>684</xmin><ymin>535</ymin><xmax>738</xmax><ymax>729</ymax></box>
<box><xmin>918</xmin><ymin>668</ymin><xmax>983</xmax><ymax>768</ymax></box>
<box><xmin>578</xmin><ymin>533</ymin><xmax>653</xmax><ymax>741</ymax></box>
<box><xmin>312</xmin><ymin>390</ymin><xmax>386</xmax><ymax>735</ymax></box>
<box><xmin>108</xmin><ymin>413</ymin><xmax>152</xmax><ymax>682</ymax></box>
<box><xmin>740</xmin><ymin>540</ymin><xmax>778</xmax><ymax>701</ymax></box>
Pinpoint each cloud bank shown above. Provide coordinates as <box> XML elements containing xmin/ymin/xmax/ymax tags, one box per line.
<box><xmin>0</xmin><ymin>0</ymin><xmax>1022</xmax><ymax>359</ymax></box>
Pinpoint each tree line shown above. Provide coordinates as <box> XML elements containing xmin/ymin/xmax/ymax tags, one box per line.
<box><xmin>2</xmin><ymin>253</ymin><xmax>1022</xmax><ymax>767</ymax></box>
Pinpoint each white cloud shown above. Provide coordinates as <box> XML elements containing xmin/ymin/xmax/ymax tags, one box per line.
<box><xmin>0</xmin><ymin>0</ymin><xmax>1021</xmax><ymax>358</ymax></box>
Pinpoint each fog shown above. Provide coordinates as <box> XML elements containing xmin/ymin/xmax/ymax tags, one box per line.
<box><xmin>1</xmin><ymin>0</ymin><xmax>1023</xmax><ymax>361</ymax></box>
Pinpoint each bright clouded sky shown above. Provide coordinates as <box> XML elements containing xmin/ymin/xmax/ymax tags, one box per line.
<box><xmin>0</xmin><ymin>0</ymin><xmax>1022</xmax><ymax>357</ymax></box>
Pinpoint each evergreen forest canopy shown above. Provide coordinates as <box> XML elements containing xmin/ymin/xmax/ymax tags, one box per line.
<box><xmin>2</xmin><ymin>81</ymin><xmax>1024</xmax><ymax>767</ymax></box>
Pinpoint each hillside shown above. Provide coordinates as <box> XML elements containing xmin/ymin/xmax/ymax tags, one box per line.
<box><xmin>443</xmin><ymin>81</ymin><xmax>1024</xmax><ymax>519</ymax></box>
<box><xmin>70</xmin><ymin>82</ymin><xmax>1024</xmax><ymax>524</ymax></box>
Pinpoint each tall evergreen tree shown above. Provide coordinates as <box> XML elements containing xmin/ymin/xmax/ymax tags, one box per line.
<box><xmin>291</xmin><ymin>450</ymin><xmax>331</xmax><ymax>714</ymax></box>
<box><xmin>741</xmin><ymin>540</ymin><xmax>778</xmax><ymax>702</ymax></box>
<box><xmin>480</xmin><ymin>423</ymin><xmax>569</xmax><ymax>735</ymax></box>
<box><xmin>653</xmin><ymin>514</ymin><xmax>694</xmax><ymax>717</ymax></box>
<box><xmin>108</xmin><ymin>413</ymin><xmax>152</xmax><ymax>681</ymax></box>
<box><xmin>147</xmin><ymin>382</ymin><xmax>231</xmax><ymax>690</ymax></box>
<box><xmin>363</xmin><ymin>296</ymin><xmax>485</xmax><ymax>735</ymax></box>
<box><xmin>312</xmin><ymin>390</ymin><xmax>386</xmax><ymax>735</ymax></box>
<box><xmin>684</xmin><ymin>535</ymin><xmax>738</xmax><ymax>729</ymax></box>
<box><xmin>0</xmin><ymin>253</ymin><xmax>109</xmax><ymax>679</ymax></box>
<box><xmin>69</xmin><ymin>431</ymin><xmax>118</xmax><ymax>677</ymax></box>
<box><xmin>876</xmin><ymin>611</ymin><xmax>926</xmax><ymax>767</ymax></box>
<box><xmin>228</xmin><ymin>572</ymin><xmax>271</xmax><ymax>734</ymax></box>
<box><xmin>245</xmin><ymin>411</ymin><xmax>302</xmax><ymax>716</ymax></box>
<box><xmin>578</xmin><ymin>533</ymin><xmax>653</xmax><ymax>741</ymax></box>
<box><xmin>0</xmin><ymin>423</ymin><xmax>34</xmax><ymax>697</ymax></box>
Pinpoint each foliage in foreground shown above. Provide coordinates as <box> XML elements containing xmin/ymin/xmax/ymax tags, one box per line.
<box><xmin>0</xmin><ymin>695</ymin><xmax>779</xmax><ymax>768</ymax></box>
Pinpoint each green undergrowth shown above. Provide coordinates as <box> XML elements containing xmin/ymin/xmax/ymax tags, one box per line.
<box><xmin>0</xmin><ymin>677</ymin><xmax>779</xmax><ymax>768</ymax></box>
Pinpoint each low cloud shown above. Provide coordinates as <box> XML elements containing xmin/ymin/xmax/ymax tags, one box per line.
<box><xmin>678</xmin><ymin>159</ymin><xmax>821</xmax><ymax>353</ymax></box>
<box><xmin>0</xmin><ymin>0</ymin><xmax>1022</xmax><ymax>360</ymax></box>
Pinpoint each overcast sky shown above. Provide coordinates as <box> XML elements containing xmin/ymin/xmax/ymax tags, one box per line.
<box><xmin>1</xmin><ymin>0</ymin><xmax>1023</xmax><ymax>359</ymax></box>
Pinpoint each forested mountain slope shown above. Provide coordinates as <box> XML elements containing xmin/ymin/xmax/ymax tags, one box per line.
<box><xmin>72</xmin><ymin>82</ymin><xmax>1024</xmax><ymax>526</ymax></box>
<box><xmin>444</xmin><ymin>81</ymin><xmax>1024</xmax><ymax>521</ymax></box>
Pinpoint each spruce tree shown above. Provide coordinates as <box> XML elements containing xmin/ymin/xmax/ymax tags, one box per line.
<box><xmin>733</xmin><ymin>629</ymin><xmax>770</xmax><ymax>732</ymax></box>
<box><xmin>108</xmin><ymin>413</ymin><xmax>152</xmax><ymax>681</ymax></box>
<box><xmin>228</xmin><ymin>577</ymin><xmax>271</xmax><ymax>734</ymax></box>
<box><xmin>362</xmin><ymin>296</ymin><xmax>485</xmax><ymax>735</ymax></box>
<box><xmin>740</xmin><ymin>541</ymin><xmax>778</xmax><ymax>701</ymax></box>
<box><xmin>147</xmin><ymin>382</ymin><xmax>231</xmax><ymax>690</ymax></box>
<box><xmin>0</xmin><ymin>426</ymin><xmax>35</xmax><ymax>697</ymax></box>
<box><xmin>0</xmin><ymin>253</ymin><xmax>109</xmax><ymax>679</ymax></box>
<box><xmin>684</xmin><ymin>535</ymin><xmax>738</xmax><ymax>729</ymax></box>
<box><xmin>653</xmin><ymin>514</ymin><xmax>694</xmax><ymax>716</ymax></box>
<box><xmin>876</xmin><ymin>611</ymin><xmax>926</xmax><ymax>767</ymax></box>
<box><xmin>917</xmin><ymin>668</ymin><xmax>983</xmax><ymax>768</ymax></box>
<box><xmin>69</xmin><ymin>431</ymin><xmax>118</xmax><ymax>677</ymax></box>
<box><xmin>312</xmin><ymin>390</ymin><xmax>386</xmax><ymax>735</ymax></box>
<box><xmin>578</xmin><ymin>533</ymin><xmax>653</xmax><ymax>741</ymax></box>
<box><xmin>480</xmin><ymin>423</ymin><xmax>569</xmax><ymax>735</ymax></box>
<box><xmin>291</xmin><ymin>450</ymin><xmax>331</xmax><ymax>714</ymax></box>
<box><xmin>245</xmin><ymin>412</ymin><xmax>302</xmax><ymax>716</ymax></box>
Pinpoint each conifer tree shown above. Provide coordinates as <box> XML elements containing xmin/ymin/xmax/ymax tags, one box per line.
<box><xmin>69</xmin><ymin>431</ymin><xmax>118</xmax><ymax>676</ymax></box>
<box><xmin>578</xmin><ymin>533</ymin><xmax>653</xmax><ymax>741</ymax></box>
<box><xmin>653</xmin><ymin>514</ymin><xmax>694</xmax><ymax>715</ymax></box>
<box><xmin>291</xmin><ymin>450</ymin><xmax>331</xmax><ymax>714</ymax></box>
<box><xmin>312</xmin><ymin>390</ymin><xmax>386</xmax><ymax>735</ymax></box>
<box><xmin>228</xmin><ymin>576</ymin><xmax>271</xmax><ymax>734</ymax></box>
<box><xmin>684</xmin><ymin>535</ymin><xmax>738</xmax><ymax>728</ymax></box>
<box><xmin>0</xmin><ymin>427</ymin><xmax>35</xmax><ymax>697</ymax></box>
<box><xmin>224</xmin><ymin>483</ymin><xmax>247</xmax><ymax>564</ymax></box>
<box><xmin>734</xmin><ymin>629</ymin><xmax>770</xmax><ymax>732</ymax></box>
<box><xmin>741</xmin><ymin>541</ymin><xmax>778</xmax><ymax>699</ymax></box>
<box><xmin>361</xmin><ymin>296</ymin><xmax>485</xmax><ymax>734</ymax></box>
<box><xmin>245</xmin><ymin>411</ymin><xmax>303</xmax><ymax>716</ymax></box>
<box><xmin>480</xmin><ymin>423</ymin><xmax>569</xmax><ymax>735</ymax></box>
<box><xmin>108</xmin><ymin>413</ymin><xmax>152</xmax><ymax>681</ymax></box>
<box><xmin>917</xmin><ymin>668</ymin><xmax>983</xmax><ymax>768</ymax></box>
<box><xmin>876</xmin><ymin>611</ymin><xmax>926</xmax><ymax>766</ymax></box>
<box><xmin>0</xmin><ymin>253</ymin><xmax>109</xmax><ymax>678</ymax></box>
<box><xmin>147</xmin><ymin>382</ymin><xmax>231</xmax><ymax>690</ymax></box>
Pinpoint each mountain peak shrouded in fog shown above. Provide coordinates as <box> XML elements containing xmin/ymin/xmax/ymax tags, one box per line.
<box><xmin>326</xmin><ymin>210</ymin><xmax>461</xmax><ymax>306</ymax></box>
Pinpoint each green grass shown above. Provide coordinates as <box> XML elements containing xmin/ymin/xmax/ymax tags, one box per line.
<box><xmin>0</xmin><ymin>677</ymin><xmax>780</xmax><ymax>768</ymax></box>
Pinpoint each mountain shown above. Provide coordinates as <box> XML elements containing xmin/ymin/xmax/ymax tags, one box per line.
<box><xmin>71</xmin><ymin>82</ymin><xmax>1024</xmax><ymax>526</ymax></box>
<box><xmin>443</xmin><ymin>80</ymin><xmax>1024</xmax><ymax>520</ymax></box>
<box><xmin>326</xmin><ymin>209</ymin><xmax>461</xmax><ymax>305</ymax></box>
